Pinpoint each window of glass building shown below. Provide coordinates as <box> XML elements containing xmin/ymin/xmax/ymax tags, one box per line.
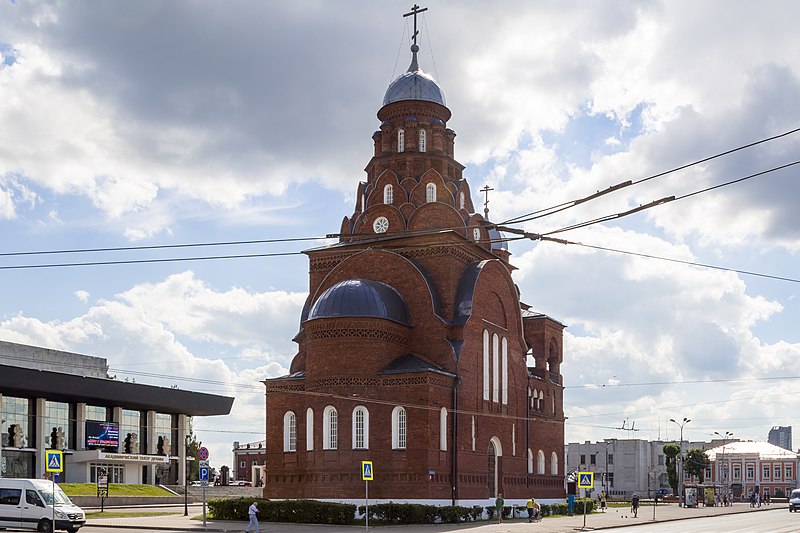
<box><xmin>155</xmin><ymin>413</ymin><xmax>174</xmax><ymax>455</ymax></box>
<box><xmin>85</xmin><ymin>405</ymin><xmax>111</xmax><ymax>422</ymax></box>
<box><xmin>121</xmin><ymin>410</ymin><xmax>142</xmax><ymax>454</ymax></box>
<box><xmin>2</xmin><ymin>396</ymin><xmax>31</xmax><ymax>448</ymax></box>
<box><xmin>45</xmin><ymin>401</ymin><xmax>72</xmax><ymax>450</ymax></box>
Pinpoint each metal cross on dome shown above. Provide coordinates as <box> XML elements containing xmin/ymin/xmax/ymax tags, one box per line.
<box><xmin>403</xmin><ymin>4</ymin><xmax>428</xmax><ymax>46</ymax></box>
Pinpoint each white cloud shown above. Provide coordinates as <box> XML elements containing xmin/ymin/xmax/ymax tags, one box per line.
<box><xmin>74</xmin><ymin>290</ymin><xmax>90</xmax><ymax>303</ymax></box>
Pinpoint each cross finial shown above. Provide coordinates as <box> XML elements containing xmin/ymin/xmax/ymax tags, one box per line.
<box><xmin>403</xmin><ymin>4</ymin><xmax>428</xmax><ymax>46</ymax></box>
<box><xmin>480</xmin><ymin>185</ymin><xmax>494</xmax><ymax>219</ymax></box>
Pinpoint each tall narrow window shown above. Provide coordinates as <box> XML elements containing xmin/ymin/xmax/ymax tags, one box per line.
<box><xmin>419</xmin><ymin>129</ymin><xmax>427</xmax><ymax>152</ymax></box>
<box><xmin>323</xmin><ymin>405</ymin><xmax>338</xmax><ymax>450</ymax></box>
<box><xmin>492</xmin><ymin>333</ymin><xmax>500</xmax><ymax>403</ymax></box>
<box><xmin>501</xmin><ymin>337</ymin><xmax>508</xmax><ymax>405</ymax></box>
<box><xmin>439</xmin><ymin>407</ymin><xmax>447</xmax><ymax>451</ymax></box>
<box><xmin>392</xmin><ymin>406</ymin><xmax>407</xmax><ymax>449</ymax></box>
<box><xmin>352</xmin><ymin>406</ymin><xmax>369</xmax><ymax>449</ymax></box>
<box><xmin>471</xmin><ymin>416</ymin><xmax>476</xmax><ymax>451</ymax></box>
<box><xmin>551</xmin><ymin>452</ymin><xmax>559</xmax><ymax>475</ymax></box>
<box><xmin>426</xmin><ymin>183</ymin><xmax>436</xmax><ymax>203</ymax></box>
<box><xmin>283</xmin><ymin>411</ymin><xmax>296</xmax><ymax>452</ymax></box>
<box><xmin>397</xmin><ymin>129</ymin><xmax>405</xmax><ymax>153</ymax></box>
<box><xmin>527</xmin><ymin>449</ymin><xmax>534</xmax><ymax>474</ymax></box>
<box><xmin>383</xmin><ymin>184</ymin><xmax>393</xmax><ymax>205</ymax></box>
<box><xmin>539</xmin><ymin>390</ymin><xmax>545</xmax><ymax>413</ymax></box>
<box><xmin>306</xmin><ymin>408</ymin><xmax>314</xmax><ymax>451</ymax></box>
<box><xmin>482</xmin><ymin>330</ymin><xmax>490</xmax><ymax>400</ymax></box>
<box><xmin>537</xmin><ymin>450</ymin><xmax>545</xmax><ymax>475</ymax></box>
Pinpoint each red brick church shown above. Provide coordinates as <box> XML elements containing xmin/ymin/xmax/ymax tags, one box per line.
<box><xmin>263</xmin><ymin>10</ymin><xmax>565</xmax><ymax>504</ymax></box>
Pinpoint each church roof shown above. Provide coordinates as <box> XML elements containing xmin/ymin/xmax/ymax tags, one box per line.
<box><xmin>378</xmin><ymin>353</ymin><xmax>455</xmax><ymax>377</ymax></box>
<box><xmin>382</xmin><ymin>44</ymin><xmax>446</xmax><ymax>106</ymax></box>
<box><xmin>307</xmin><ymin>279</ymin><xmax>411</xmax><ymax>325</ymax></box>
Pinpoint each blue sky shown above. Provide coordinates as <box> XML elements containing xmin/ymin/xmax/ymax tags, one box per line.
<box><xmin>2</xmin><ymin>1</ymin><xmax>800</xmax><ymax>467</ymax></box>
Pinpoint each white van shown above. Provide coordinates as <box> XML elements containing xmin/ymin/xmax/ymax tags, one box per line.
<box><xmin>790</xmin><ymin>488</ymin><xmax>800</xmax><ymax>512</ymax></box>
<box><xmin>0</xmin><ymin>478</ymin><xmax>85</xmax><ymax>532</ymax></box>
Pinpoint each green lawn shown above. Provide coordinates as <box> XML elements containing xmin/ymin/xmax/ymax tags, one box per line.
<box><xmin>59</xmin><ymin>484</ymin><xmax>174</xmax><ymax>497</ymax></box>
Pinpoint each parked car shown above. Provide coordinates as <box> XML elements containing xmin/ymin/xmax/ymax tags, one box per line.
<box><xmin>234</xmin><ymin>480</ymin><xmax>252</xmax><ymax>486</ymax></box>
<box><xmin>789</xmin><ymin>488</ymin><xmax>800</xmax><ymax>512</ymax></box>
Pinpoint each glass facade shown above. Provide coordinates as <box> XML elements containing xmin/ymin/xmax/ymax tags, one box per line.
<box><xmin>85</xmin><ymin>405</ymin><xmax>111</xmax><ymax>422</ymax></box>
<box><xmin>1</xmin><ymin>449</ymin><xmax>34</xmax><ymax>478</ymax></box>
<box><xmin>120</xmin><ymin>409</ymin><xmax>142</xmax><ymax>454</ymax></box>
<box><xmin>45</xmin><ymin>401</ymin><xmax>72</xmax><ymax>450</ymax></box>
<box><xmin>154</xmin><ymin>413</ymin><xmax>174</xmax><ymax>455</ymax></box>
<box><xmin>2</xmin><ymin>396</ymin><xmax>31</xmax><ymax>448</ymax></box>
<box><xmin>90</xmin><ymin>463</ymin><xmax>124</xmax><ymax>483</ymax></box>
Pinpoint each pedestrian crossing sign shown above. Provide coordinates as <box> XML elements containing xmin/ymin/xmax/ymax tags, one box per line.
<box><xmin>45</xmin><ymin>450</ymin><xmax>63</xmax><ymax>473</ymax></box>
<box><xmin>361</xmin><ymin>461</ymin><xmax>374</xmax><ymax>481</ymax></box>
<box><xmin>577</xmin><ymin>471</ymin><xmax>594</xmax><ymax>489</ymax></box>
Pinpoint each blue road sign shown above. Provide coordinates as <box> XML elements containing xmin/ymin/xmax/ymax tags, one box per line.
<box><xmin>361</xmin><ymin>461</ymin><xmax>373</xmax><ymax>481</ymax></box>
<box><xmin>577</xmin><ymin>471</ymin><xmax>594</xmax><ymax>489</ymax></box>
<box><xmin>199</xmin><ymin>466</ymin><xmax>209</xmax><ymax>482</ymax></box>
<box><xmin>45</xmin><ymin>450</ymin><xmax>63</xmax><ymax>473</ymax></box>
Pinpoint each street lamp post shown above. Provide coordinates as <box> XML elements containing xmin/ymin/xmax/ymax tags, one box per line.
<box><xmin>714</xmin><ymin>431</ymin><xmax>733</xmax><ymax>504</ymax></box>
<box><xmin>670</xmin><ymin>417</ymin><xmax>691</xmax><ymax>506</ymax></box>
<box><xmin>184</xmin><ymin>436</ymin><xmax>191</xmax><ymax>517</ymax></box>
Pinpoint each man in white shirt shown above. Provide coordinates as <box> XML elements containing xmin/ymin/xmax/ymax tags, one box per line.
<box><xmin>245</xmin><ymin>501</ymin><xmax>259</xmax><ymax>533</ymax></box>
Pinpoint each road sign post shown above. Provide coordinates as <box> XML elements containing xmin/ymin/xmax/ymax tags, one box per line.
<box><xmin>361</xmin><ymin>461</ymin><xmax>373</xmax><ymax>532</ymax></box>
<box><xmin>45</xmin><ymin>450</ymin><xmax>63</xmax><ymax>530</ymax></box>
<box><xmin>199</xmin><ymin>457</ymin><xmax>210</xmax><ymax>527</ymax></box>
<box><xmin>577</xmin><ymin>472</ymin><xmax>595</xmax><ymax>530</ymax></box>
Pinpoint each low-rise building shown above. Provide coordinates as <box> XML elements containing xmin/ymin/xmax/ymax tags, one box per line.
<box><xmin>232</xmin><ymin>440</ymin><xmax>266</xmax><ymax>485</ymax></box>
<box><xmin>705</xmin><ymin>441</ymin><xmax>798</xmax><ymax>500</ymax></box>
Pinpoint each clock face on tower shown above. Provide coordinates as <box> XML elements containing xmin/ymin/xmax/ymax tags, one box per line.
<box><xmin>373</xmin><ymin>216</ymin><xmax>389</xmax><ymax>233</ymax></box>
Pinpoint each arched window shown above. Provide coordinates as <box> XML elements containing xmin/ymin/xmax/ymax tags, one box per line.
<box><xmin>551</xmin><ymin>451</ymin><xmax>559</xmax><ymax>475</ymax></box>
<box><xmin>459</xmin><ymin>191</ymin><xmax>465</xmax><ymax>210</ymax></box>
<box><xmin>482</xmin><ymin>330</ymin><xmax>490</xmax><ymax>401</ymax></box>
<box><xmin>539</xmin><ymin>390</ymin><xmax>545</xmax><ymax>413</ymax></box>
<box><xmin>439</xmin><ymin>407</ymin><xmax>447</xmax><ymax>451</ymax></box>
<box><xmin>527</xmin><ymin>448</ymin><xmax>534</xmax><ymax>474</ymax></box>
<box><xmin>492</xmin><ymin>333</ymin><xmax>500</xmax><ymax>403</ymax></box>
<box><xmin>426</xmin><ymin>183</ymin><xmax>436</xmax><ymax>203</ymax></box>
<box><xmin>352</xmin><ymin>406</ymin><xmax>369</xmax><ymax>449</ymax></box>
<box><xmin>537</xmin><ymin>449</ymin><xmax>546</xmax><ymax>475</ymax></box>
<box><xmin>501</xmin><ymin>337</ymin><xmax>508</xmax><ymax>405</ymax></box>
<box><xmin>323</xmin><ymin>405</ymin><xmax>338</xmax><ymax>450</ymax></box>
<box><xmin>419</xmin><ymin>129</ymin><xmax>427</xmax><ymax>152</ymax></box>
<box><xmin>283</xmin><ymin>411</ymin><xmax>296</xmax><ymax>452</ymax></box>
<box><xmin>532</xmin><ymin>389</ymin><xmax>539</xmax><ymax>411</ymax></box>
<box><xmin>383</xmin><ymin>184</ymin><xmax>393</xmax><ymax>205</ymax></box>
<box><xmin>397</xmin><ymin>129</ymin><xmax>405</xmax><ymax>153</ymax></box>
<box><xmin>392</xmin><ymin>406</ymin><xmax>407</xmax><ymax>449</ymax></box>
<box><xmin>306</xmin><ymin>408</ymin><xmax>314</xmax><ymax>451</ymax></box>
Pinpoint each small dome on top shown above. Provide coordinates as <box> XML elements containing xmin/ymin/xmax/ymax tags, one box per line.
<box><xmin>383</xmin><ymin>44</ymin><xmax>446</xmax><ymax>106</ymax></box>
<box><xmin>488</xmin><ymin>227</ymin><xmax>509</xmax><ymax>251</ymax></box>
<box><xmin>307</xmin><ymin>279</ymin><xmax>410</xmax><ymax>325</ymax></box>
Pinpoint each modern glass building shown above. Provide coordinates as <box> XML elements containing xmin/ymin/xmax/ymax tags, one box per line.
<box><xmin>0</xmin><ymin>340</ymin><xmax>233</xmax><ymax>484</ymax></box>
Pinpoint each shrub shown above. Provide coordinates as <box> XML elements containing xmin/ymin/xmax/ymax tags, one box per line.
<box><xmin>207</xmin><ymin>498</ymin><xmax>356</xmax><ymax>525</ymax></box>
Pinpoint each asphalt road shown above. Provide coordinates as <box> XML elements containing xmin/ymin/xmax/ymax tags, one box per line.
<box><xmin>597</xmin><ymin>507</ymin><xmax>800</xmax><ymax>533</ymax></box>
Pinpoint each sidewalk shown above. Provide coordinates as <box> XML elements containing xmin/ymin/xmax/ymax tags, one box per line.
<box><xmin>83</xmin><ymin>502</ymin><xmax>784</xmax><ymax>532</ymax></box>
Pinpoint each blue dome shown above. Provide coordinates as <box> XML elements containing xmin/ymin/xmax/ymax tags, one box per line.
<box><xmin>382</xmin><ymin>45</ymin><xmax>446</xmax><ymax>107</ymax></box>
<box><xmin>307</xmin><ymin>279</ymin><xmax>410</xmax><ymax>325</ymax></box>
<box><xmin>488</xmin><ymin>227</ymin><xmax>509</xmax><ymax>251</ymax></box>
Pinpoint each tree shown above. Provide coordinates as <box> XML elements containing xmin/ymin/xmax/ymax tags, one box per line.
<box><xmin>684</xmin><ymin>448</ymin><xmax>710</xmax><ymax>483</ymax></box>
<box><xmin>663</xmin><ymin>443</ymin><xmax>680</xmax><ymax>495</ymax></box>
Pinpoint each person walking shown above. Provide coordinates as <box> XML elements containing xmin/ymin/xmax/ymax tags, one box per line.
<box><xmin>631</xmin><ymin>493</ymin><xmax>640</xmax><ymax>518</ymax></box>
<box><xmin>245</xmin><ymin>501</ymin><xmax>259</xmax><ymax>533</ymax></box>
<box><xmin>495</xmin><ymin>493</ymin><xmax>504</xmax><ymax>524</ymax></box>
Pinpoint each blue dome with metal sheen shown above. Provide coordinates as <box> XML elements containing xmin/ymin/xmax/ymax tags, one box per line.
<box><xmin>307</xmin><ymin>279</ymin><xmax>411</xmax><ymax>325</ymax></box>
<box><xmin>382</xmin><ymin>44</ymin><xmax>446</xmax><ymax>107</ymax></box>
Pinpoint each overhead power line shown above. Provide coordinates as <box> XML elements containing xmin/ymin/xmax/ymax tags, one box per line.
<box><xmin>500</xmin><ymin>125</ymin><xmax>800</xmax><ymax>226</ymax></box>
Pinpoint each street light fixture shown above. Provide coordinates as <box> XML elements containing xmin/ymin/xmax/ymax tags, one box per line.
<box><xmin>714</xmin><ymin>431</ymin><xmax>733</xmax><ymax>503</ymax></box>
<box><xmin>670</xmin><ymin>417</ymin><xmax>691</xmax><ymax>505</ymax></box>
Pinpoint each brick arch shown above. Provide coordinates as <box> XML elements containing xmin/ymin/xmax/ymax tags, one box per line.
<box><xmin>310</xmin><ymin>248</ymin><xmax>449</xmax><ymax>328</ymax></box>
<box><xmin>409</xmin><ymin>168</ymin><xmax>451</xmax><ymax>206</ymax></box>
<box><xmin>366</xmin><ymin>170</ymin><xmax>406</xmax><ymax>209</ymax></box>
<box><xmin>406</xmin><ymin>201</ymin><xmax>467</xmax><ymax>236</ymax></box>
<box><xmin>351</xmin><ymin>204</ymin><xmax>407</xmax><ymax>235</ymax></box>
